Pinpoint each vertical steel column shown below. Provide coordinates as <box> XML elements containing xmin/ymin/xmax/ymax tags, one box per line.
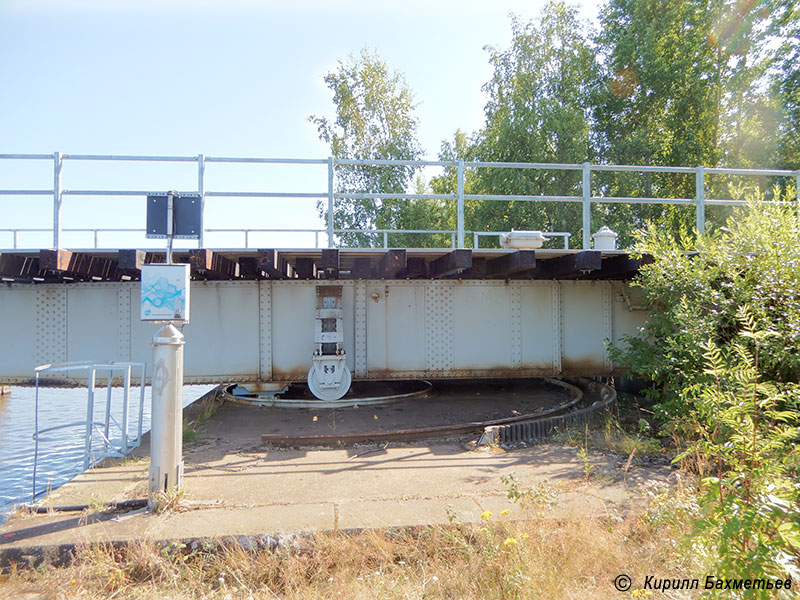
<box><xmin>53</xmin><ymin>151</ymin><xmax>63</xmax><ymax>249</ymax></box>
<box><xmin>148</xmin><ymin>323</ymin><xmax>185</xmax><ymax>505</ymax></box>
<box><xmin>327</xmin><ymin>157</ymin><xmax>335</xmax><ymax>248</ymax></box>
<box><xmin>197</xmin><ymin>154</ymin><xmax>206</xmax><ymax>247</ymax></box>
<box><xmin>122</xmin><ymin>365</ymin><xmax>131</xmax><ymax>453</ymax></box>
<box><xmin>582</xmin><ymin>162</ymin><xmax>591</xmax><ymax>250</ymax></box>
<box><xmin>84</xmin><ymin>368</ymin><xmax>96</xmax><ymax>470</ymax></box>
<box><xmin>457</xmin><ymin>160</ymin><xmax>465</xmax><ymax>248</ymax></box>
<box><xmin>696</xmin><ymin>166</ymin><xmax>706</xmax><ymax>234</ymax></box>
<box><xmin>104</xmin><ymin>371</ymin><xmax>113</xmax><ymax>442</ymax></box>
<box><xmin>137</xmin><ymin>364</ymin><xmax>146</xmax><ymax>446</ymax></box>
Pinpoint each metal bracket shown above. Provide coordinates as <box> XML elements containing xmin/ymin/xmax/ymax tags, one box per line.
<box><xmin>308</xmin><ymin>285</ymin><xmax>351</xmax><ymax>400</ymax></box>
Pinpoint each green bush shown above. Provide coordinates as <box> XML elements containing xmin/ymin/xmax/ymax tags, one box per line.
<box><xmin>679</xmin><ymin>311</ymin><xmax>800</xmax><ymax>597</ymax></box>
<box><xmin>613</xmin><ymin>192</ymin><xmax>800</xmax><ymax>422</ymax></box>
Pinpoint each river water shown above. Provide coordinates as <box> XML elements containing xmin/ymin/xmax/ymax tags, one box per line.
<box><xmin>0</xmin><ymin>384</ymin><xmax>214</xmax><ymax>525</ymax></box>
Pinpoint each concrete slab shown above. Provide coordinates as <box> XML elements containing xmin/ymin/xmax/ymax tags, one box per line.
<box><xmin>1</xmin><ymin>439</ymin><xmax>669</xmax><ymax>554</ymax></box>
<box><xmin>1</xmin><ymin>387</ymin><xmax>672</xmax><ymax>564</ymax></box>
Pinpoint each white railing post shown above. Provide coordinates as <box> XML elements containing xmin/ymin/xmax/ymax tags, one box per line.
<box><xmin>582</xmin><ymin>162</ymin><xmax>591</xmax><ymax>249</ymax></box>
<box><xmin>696</xmin><ymin>166</ymin><xmax>705</xmax><ymax>234</ymax></box>
<box><xmin>53</xmin><ymin>151</ymin><xmax>63</xmax><ymax>249</ymax></box>
<box><xmin>327</xmin><ymin>157</ymin><xmax>335</xmax><ymax>247</ymax></box>
<box><xmin>197</xmin><ymin>154</ymin><xmax>206</xmax><ymax>247</ymax></box>
<box><xmin>457</xmin><ymin>160</ymin><xmax>465</xmax><ymax>248</ymax></box>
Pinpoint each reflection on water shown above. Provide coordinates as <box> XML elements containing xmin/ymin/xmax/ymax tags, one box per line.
<box><xmin>0</xmin><ymin>385</ymin><xmax>213</xmax><ymax>525</ymax></box>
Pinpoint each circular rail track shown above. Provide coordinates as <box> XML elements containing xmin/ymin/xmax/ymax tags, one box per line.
<box><xmin>216</xmin><ymin>378</ymin><xmax>615</xmax><ymax>447</ymax></box>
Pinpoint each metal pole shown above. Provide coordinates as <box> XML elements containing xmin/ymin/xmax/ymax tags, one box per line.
<box><xmin>104</xmin><ymin>371</ymin><xmax>113</xmax><ymax>442</ymax></box>
<box><xmin>148</xmin><ymin>323</ymin><xmax>185</xmax><ymax>505</ymax></box>
<box><xmin>137</xmin><ymin>363</ymin><xmax>145</xmax><ymax>446</ymax></box>
<box><xmin>166</xmin><ymin>191</ymin><xmax>175</xmax><ymax>264</ymax></box>
<box><xmin>383</xmin><ymin>231</ymin><xmax>388</xmax><ymax>248</ymax></box>
<box><xmin>696</xmin><ymin>166</ymin><xmax>705</xmax><ymax>234</ymax></box>
<box><xmin>84</xmin><ymin>368</ymin><xmax>96</xmax><ymax>470</ymax></box>
<box><xmin>582</xmin><ymin>162</ymin><xmax>591</xmax><ymax>249</ymax></box>
<box><xmin>53</xmin><ymin>151</ymin><xmax>63</xmax><ymax>249</ymax></box>
<box><xmin>197</xmin><ymin>154</ymin><xmax>206</xmax><ymax>247</ymax></box>
<box><xmin>32</xmin><ymin>372</ymin><xmax>40</xmax><ymax>502</ymax></box>
<box><xmin>457</xmin><ymin>160</ymin><xmax>465</xmax><ymax>248</ymax></box>
<box><xmin>327</xmin><ymin>157</ymin><xmax>335</xmax><ymax>248</ymax></box>
<box><xmin>122</xmin><ymin>365</ymin><xmax>131</xmax><ymax>453</ymax></box>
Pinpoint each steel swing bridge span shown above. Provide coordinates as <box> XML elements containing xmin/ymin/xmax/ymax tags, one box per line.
<box><xmin>0</xmin><ymin>153</ymin><xmax>796</xmax><ymax>395</ymax></box>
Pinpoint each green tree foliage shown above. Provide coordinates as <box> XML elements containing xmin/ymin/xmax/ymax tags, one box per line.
<box><xmin>775</xmin><ymin>0</ymin><xmax>800</xmax><ymax>170</ymax></box>
<box><xmin>593</xmin><ymin>0</ymin><xmax>723</xmax><ymax>239</ymax></box>
<box><xmin>309</xmin><ymin>48</ymin><xmax>424</xmax><ymax>247</ymax></box>
<box><xmin>467</xmin><ymin>2</ymin><xmax>598</xmax><ymax>245</ymax></box>
<box><xmin>612</xmin><ymin>193</ymin><xmax>800</xmax><ymax>421</ymax></box>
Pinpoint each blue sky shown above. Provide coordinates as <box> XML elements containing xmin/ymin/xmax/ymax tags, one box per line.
<box><xmin>1</xmin><ymin>0</ymin><xmax>598</xmax><ymax>249</ymax></box>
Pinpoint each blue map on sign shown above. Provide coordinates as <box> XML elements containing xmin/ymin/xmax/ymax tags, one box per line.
<box><xmin>141</xmin><ymin>276</ymin><xmax>185</xmax><ymax>318</ymax></box>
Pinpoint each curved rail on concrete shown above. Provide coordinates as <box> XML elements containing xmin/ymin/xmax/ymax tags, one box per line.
<box><xmin>222</xmin><ymin>380</ymin><xmax>435</xmax><ymax>408</ymax></box>
<box><xmin>258</xmin><ymin>378</ymin><xmax>588</xmax><ymax>446</ymax></box>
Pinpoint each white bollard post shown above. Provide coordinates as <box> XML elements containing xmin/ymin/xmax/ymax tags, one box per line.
<box><xmin>148</xmin><ymin>323</ymin><xmax>185</xmax><ymax>507</ymax></box>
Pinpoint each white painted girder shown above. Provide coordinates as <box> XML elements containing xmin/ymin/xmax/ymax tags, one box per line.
<box><xmin>0</xmin><ymin>279</ymin><xmax>647</xmax><ymax>384</ymax></box>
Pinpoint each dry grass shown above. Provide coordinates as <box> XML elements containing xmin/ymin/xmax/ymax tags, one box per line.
<box><xmin>2</xmin><ymin>491</ymin><xmax>701</xmax><ymax>600</ymax></box>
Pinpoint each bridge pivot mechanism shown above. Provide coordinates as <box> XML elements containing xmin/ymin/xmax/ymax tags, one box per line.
<box><xmin>308</xmin><ymin>285</ymin><xmax>351</xmax><ymax>401</ymax></box>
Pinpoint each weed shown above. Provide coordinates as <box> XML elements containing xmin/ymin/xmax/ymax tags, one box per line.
<box><xmin>578</xmin><ymin>445</ymin><xmax>595</xmax><ymax>483</ymax></box>
<box><xmin>182</xmin><ymin>418</ymin><xmax>199</xmax><ymax>443</ymax></box>
<box><xmin>500</xmin><ymin>473</ymin><xmax>560</xmax><ymax>508</ymax></box>
<box><xmin>150</xmin><ymin>487</ymin><xmax>186</xmax><ymax>514</ymax></box>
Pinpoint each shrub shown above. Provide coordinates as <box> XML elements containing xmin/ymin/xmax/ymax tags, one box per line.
<box><xmin>613</xmin><ymin>192</ymin><xmax>800</xmax><ymax>422</ymax></box>
<box><xmin>678</xmin><ymin>310</ymin><xmax>800</xmax><ymax>596</ymax></box>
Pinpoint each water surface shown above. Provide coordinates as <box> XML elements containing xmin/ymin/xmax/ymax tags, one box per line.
<box><xmin>0</xmin><ymin>384</ymin><xmax>213</xmax><ymax>524</ymax></box>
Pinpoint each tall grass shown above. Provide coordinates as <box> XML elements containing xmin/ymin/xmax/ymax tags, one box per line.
<box><xmin>3</xmin><ymin>500</ymin><xmax>696</xmax><ymax>600</ymax></box>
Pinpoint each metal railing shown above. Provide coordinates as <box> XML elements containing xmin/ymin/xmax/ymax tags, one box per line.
<box><xmin>31</xmin><ymin>360</ymin><xmax>146</xmax><ymax>501</ymax></box>
<box><xmin>1</xmin><ymin>152</ymin><xmax>798</xmax><ymax>251</ymax></box>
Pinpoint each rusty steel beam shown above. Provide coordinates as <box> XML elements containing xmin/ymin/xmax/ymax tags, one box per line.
<box><xmin>429</xmin><ymin>249</ymin><xmax>472</xmax><ymax>278</ymax></box>
<box><xmin>485</xmin><ymin>250</ymin><xmax>536</xmax><ymax>278</ymax></box>
<box><xmin>189</xmin><ymin>249</ymin><xmax>240</xmax><ymax>279</ymax></box>
<box><xmin>40</xmin><ymin>249</ymin><xmax>120</xmax><ymax>280</ymax></box>
<box><xmin>376</xmin><ymin>249</ymin><xmax>406</xmax><ymax>278</ymax></box>
<box><xmin>532</xmin><ymin>251</ymin><xmax>601</xmax><ymax>279</ymax></box>
<box><xmin>400</xmin><ymin>256</ymin><xmax>428</xmax><ymax>279</ymax></box>
<box><xmin>294</xmin><ymin>257</ymin><xmax>317</xmax><ymax>280</ymax></box>
<box><xmin>578</xmin><ymin>254</ymin><xmax>653</xmax><ymax>280</ymax></box>
<box><xmin>321</xmin><ymin>249</ymin><xmax>339</xmax><ymax>280</ymax></box>
<box><xmin>351</xmin><ymin>257</ymin><xmax>373</xmax><ymax>279</ymax></box>
<box><xmin>0</xmin><ymin>253</ymin><xmax>44</xmax><ymax>279</ymax></box>
<box><xmin>237</xmin><ymin>257</ymin><xmax>264</xmax><ymax>280</ymax></box>
<box><xmin>257</xmin><ymin>249</ymin><xmax>291</xmax><ymax>279</ymax></box>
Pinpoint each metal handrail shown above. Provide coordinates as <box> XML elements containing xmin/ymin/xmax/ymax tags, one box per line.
<box><xmin>1</xmin><ymin>152</ymin><xmax>798</xmax><ymax>251</ymax></box>
<box><xmin>32</xmin><ymin>361</ymin><xmax>146</xmax><ymax>501</ymax></box>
